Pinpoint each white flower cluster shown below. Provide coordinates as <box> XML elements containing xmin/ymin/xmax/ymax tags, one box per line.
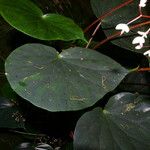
<box><xmin>115</xmin><ymin>0</ymin><xmax>149</xmax><ymax>56</ymax></box>
<box><xmin>132</xmin><ymin>29</ymin><xmax>150</xmax><ymax>50</ymax></box>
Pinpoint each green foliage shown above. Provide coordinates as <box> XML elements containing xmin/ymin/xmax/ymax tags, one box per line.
<box><xmin>0</xmin><ymin>0</ymin><xmax>86</xmax><ymax>41</ymax></box>
<box><xmin>74</xmin><ymin>93</ymin><xmax>150</xmax><ymax>150</ymax></box>
<box><xmin>90</xmin><ymin>0</ymin><xmax>149</xmax><ymax>53</ymax></box>
<box><xmin>5</xmin><ymin>44</ymin><xmax>128</xmax><ymax>111</ymax></box>
<box><xmin>0</xmin><ymin>0</ymin><xmax>149</xmax><ymax>149</ymax></box>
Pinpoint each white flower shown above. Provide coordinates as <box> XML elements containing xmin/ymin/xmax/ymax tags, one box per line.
<box><xmin>137</xmin><ymin>31</ymin><xmax>147</xmax><ymax>38</ymax></box>
<box><xmin>143</xmin><ymin>50</ymin><xmax>150</xmax><ymax>57</ymax></box>
<box><xmin>135</xmin><ymin>45</ymin><xmax>143</xmax><ymax>49</ymax></box>
<box><xmin>115</xmin><ymin>23</ymin><xmax>130</xmax><ymax>35</ymax></box>
<box><xmin>139</xmin><ymin>0</ymin><xmax>147</xmax><ymax>7</ymax></box>
<box><xmin>132</xmin><ymin>36</ymin><xmax>145</xmax><ymax>49</ymax></box>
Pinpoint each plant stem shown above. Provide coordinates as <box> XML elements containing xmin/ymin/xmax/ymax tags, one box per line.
<box><xmin>142</xmin><ymin>15</ymin><xmax>150</xmax><ymax>18</ymax></box>
<box><xmin>86</xmin><ymin>22</ymin><xmax>101</xmax><ymax>48</ymax></box>
<box><xmin>127</xmin><ymin>15</ymin><xmax>142</xmax><ymax>25</ymax></box>
<box><xmin>138</xmin><ymin>67</ymin><xmax>150</xmax><ymax>72</ymax></box>
<box><xmin>84</xmin><ymin>0</ymin><xmax>133</xmax><ymax>33</ymax></box>
<box><xmin>130</xmin><ymin>20</ymin><xmax>150</xmax><ymax>30</ymax></box>
<box><xmin>93</xmin><ymin>32</ymin><xmax>119</xmax><ymax>49</ymax></box>
<box><xmin>93</xmin><ymin>21</ymin><xmax>150</xmax><ymax>49</ymax></box>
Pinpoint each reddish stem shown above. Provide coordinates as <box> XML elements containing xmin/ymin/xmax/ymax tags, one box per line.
<box><xmin>138</xmin><ymin>68</ymin><xmax>150</xmax><ymax>72</ymax></box>
<box><xmin>143</xmin><ymin>46</ymin><xmax>150</xmax><ymax>48</ymax></box>
<box><xmin>69</xmin><ymin>131</ymin><xmax>74</xmax><ymax>139</ymax></box>
<box><xmin>84</xmin><ymin>0</ymin><xmax>133</xmax><ymax>33</ymax></box>
<box><xmin>130</xmin><ymin>20</ymin><xmax>150</xmax><ymax>29</ymax></box>
<box><xmin>93</xmin><ymin>21</ymin><xmax>150</xmax><ymax>49</ymax></box>
<box><xmin>142</xmin><ymin>15</ymin><xmax>150</xmax><ymax>19</ymax></box>
<box><xmin>127</xmin><ymin>15</ymin><xmax>142</xmax><ymax>25</ymax></box>
<box><xmin>86</xmin><ymin>22</ymin><xmax>101</xmax><ymax>48</ymax></box>
<box><xmin>94</xmin><ymin>32</ymin><xmax>120</xmax><ymax>49</ymax></box>
<box><xmin>139</xmin><ymin>6</ymin><xmax>142</xmax><ymax>15</ymax></box>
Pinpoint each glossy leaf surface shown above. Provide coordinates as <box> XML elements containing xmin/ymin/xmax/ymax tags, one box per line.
<box><xmin>74</xmin><ymin>92</ymin><xmax>150</xmax><ymax>150</ymax></box>
<box><xmin>5</xmin><ymin>44</ymin><xmax>128</xmax><ymax>111</ymax></box>
<box><xmin>0</xmin><ymin>0</ymin><xmax>85</xmax><ymax>41</ymax></box>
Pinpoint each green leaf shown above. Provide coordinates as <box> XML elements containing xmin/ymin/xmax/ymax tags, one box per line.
<box><xmin>90</xmin><ymin>0</ymin><xmax>139</xmax><ymax>21</ymax></box>
<box><xmin>90</xmin><ymin>0</ymin><xmax>149</xmax><ymax>53</ymax></box>
<box><xmin>0</xmin><ymin>0</ymin><xmax>85</xmax><ymax>41</ymax></box>
<box><xmin>5</xmin><ymin>44</ymin><xmax>128</xmax><ymax>111</ymax></box>
<box><xmin>74</xmin><ymin>93</ymin><xmax>150</xmax><ymax>150</ymax></box>
<box><xmin>0</xmin><ymin>97</ymin><xmax>25</xmax><ymax>128</ymax></box>
<box><xmin>118</xmin><ymin>71</ymin><xmax>150</xmax><ymax>95</ymax></box>
<box><xmin>33</xmin><ymin>0</ymin><xmax>94</xmax><ymax>28</ymax></box>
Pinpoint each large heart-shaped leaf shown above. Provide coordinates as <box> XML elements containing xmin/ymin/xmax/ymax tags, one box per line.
<box><xmin>90</xmin><ymin>0</ymin><xmax>149</xmax><ymax>53</ymax></box>
<box><xmin>74</xmin><ymin>92</ymin><xmax>150</xmax><ymax>150</ymax></box>
<box><xmin>0</xmin><ymin>0</ymin><xmax>85</xmax><ymax>41</ymax></box>
<box><xmin>5</xmin><ymin>44</ymin><xmax>128</xmax><ymax>111</ymax></box>
<box><xmin>0</xmin><ymin>97</ymin><xmax>25</xmax><ymax>128</ymax></box>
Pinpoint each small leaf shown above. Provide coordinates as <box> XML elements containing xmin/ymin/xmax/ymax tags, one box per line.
<box><xmin>74</xmin><ymin>92</ymin><xmax>150</xmax><ymax>150</ymax></box>
<box><xmin>0</xmin><ymin>0</ymin><xmax>85</xmax><ymax>41</ymax></box>
<box><xmin>5</xmin><ymin>44</ymin><xmax>128</xmax><ymax>111</ymax></box>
